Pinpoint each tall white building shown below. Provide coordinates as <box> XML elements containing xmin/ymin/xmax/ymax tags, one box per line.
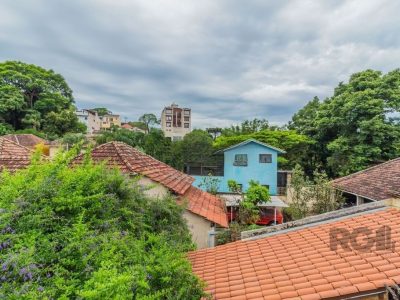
<box><xmin>161</xmin><ymin>103</ymin><xmax>191</xmax><ymax>141</ymax></box>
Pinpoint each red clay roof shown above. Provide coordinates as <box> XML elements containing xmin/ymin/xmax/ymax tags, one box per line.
<box><xmin>121</xmin><ymin>123</ymin><xmax>133</xmax><ymax>129</ymax></box>
<box><xmin>72</xmin><ymin>142</ymin><xmax>228</xmax><ymax>227</ymax></box>
<box><xmin>2</xmin><ymin>134</ymin><xmax>47</xmax><ymax>149</ymax></box>
<box><xmin>0</xmin><ymin>137</ymin><xmax>33</xmax><ymax>172</ymax></box>
<box><xmin>182</xmin><ymin>186</ymin><xmax>228</xmax><ymax>228</ymax></box>
<box><xmin>73</xmin><ymin>141</ymin><xmax>194</xmax><ymax>194</ymax></box>
<box><xmin>332</xmin><ymin>157</ymin><xmax>400</xmax><ymax>201</ymax></box>
<box><xmin>189</xmin><ymin>207</ymin><xmax>400</xmax><ymax>299</ymax></box>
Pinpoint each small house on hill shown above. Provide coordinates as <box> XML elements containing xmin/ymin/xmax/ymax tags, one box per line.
<box><xmin>72</xmin><ymin>141</ymin><xmax>228</xmax><ymax>249</ymax></box>
<box><xmin>332</xmin><ymin>157</ymin><xmax>400</xmax><ymax>206</ymax></box>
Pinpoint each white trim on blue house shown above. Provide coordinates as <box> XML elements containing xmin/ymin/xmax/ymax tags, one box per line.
<box><xmin>215</xmin><ymin>138</ymin><xmax>286</xmax><ymax>154</ymax></box>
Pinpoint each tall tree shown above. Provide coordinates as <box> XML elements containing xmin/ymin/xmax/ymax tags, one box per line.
<box><xmin>138</xmin><ymin>113</ymin><xmax>159</xmax><ymax>133</ymax></box>
<box><xmin>0</xmin><ymin>61</ymin><xmax>84</xmax><ymax>137</ymax></box>
<box><xmin>290</xmin><ymin>69</ymin><xmax>400</xmax><ymax>177</ymax></box>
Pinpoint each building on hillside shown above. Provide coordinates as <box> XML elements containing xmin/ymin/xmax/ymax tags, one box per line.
<box><xmin>71</xmin><ymin>141</ymin><xmax>228</xmax><ymax>249</ymax></box>
<box><xmin>0</xmin><ymin>137</ymin><xmax>34</xmax><ymax>172</ymax></box>
<box><xmin>161</xmin><ymin>103</ymin><xmax>191</xmax><ymax>141</ymax></box>
<box><xmin>121</xmin><ymin>123</ymin><xmax>146</xmax><ymax>133</ymax></box>
<box><xmin>187</xmin><ymin>139</ymin><xmax>288</xmax><ymax>195</ymax></box>
<box><xmin>332</xmin><ymin>157</ymin><xmax>400</xmax><ymax>206</ymax></box>
<box><xmin>76</xmin><ymin>109</ymin><xmax>101</xmax><ymax>134</ymax></box>
<box><xmin>100</xmin><ymin>113</ymin><xmax>121</xmax><ymax>129</ymax></box>
<box><xmin>189</xmin><ymin>199</ymin><xmax>400</xmax><ymax>300</ymax></box>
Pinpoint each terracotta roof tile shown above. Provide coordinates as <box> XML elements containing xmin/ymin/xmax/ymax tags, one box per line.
<box><xmin>0</xmin><ymin>137</ymin><xmax>33</xmax><ymax>172</ymax></box>
<box><xmin>332</xmin><ymin>157</ymin><xmax>400</xmax><ymax>200</ymax></box>
<box><xmin>188</xmin><ymin>208</ymin><xmax>400</xmax><ymax>299</ymax></box>
<box><xmin>72</xmin><ymin>141</ymin><xmax>228</xmax><ymax>227</ymax></box>
<box><xmin>2</xmin><ymin>134</ymin><xmax>47</xmax><ymax>148</ymax></box>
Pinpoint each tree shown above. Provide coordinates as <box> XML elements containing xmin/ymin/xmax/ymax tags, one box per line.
<box><xmin>138</xmin><ymin>113</ymin><xmax>159</xmax><ymax>133</ymax></box>
<box><xmin>290</xmin><ymin>69</ymin><xmax>400</xmax><ymax>177</ymax></box>
<box><xmin>179</xmin><ymin>129</ymin><xmax>217</xmax><ymax>167</ymax></box>
<box><xmin>287</xmin><ymin>165</ymin><xmax>344</xmax><ymax>220</ymax></box>
<box><xmin>206</xmin><ymin>127</ymin><xmax>222</xmax><ymax>140</ymax></box>
<box><xmin>0</xmin><ymin>150</ymin><xmax>206</xmax><ymax>299</ymax></box>
<box><xmin>222</xmin><ymin>118</ymin><xmax>270</xmax><ymax>136</ymax></box>
<box><xmin>92</xmin><ymin>107</ymin><xmax>109</xmax><ymax>116</ymax></box>
<box><xmin>0</xmin><ymin>61</ymin><xmax>84</xmax><ymax>137</ymax></box>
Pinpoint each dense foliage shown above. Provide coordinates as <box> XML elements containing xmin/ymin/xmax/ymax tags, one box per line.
<box><xmin>286</xmin><ymin>165</ymin><xmax>344</xmax><ymax>220</ymax></box>
<box><xmin>0</xmin><ymin>61</ymin><xmax>85</xmax><ymax>138</ymax></box>
<box><xmin>290</xmin><ymin>69</ymin><xmax>400</xmax><ymax>177</ymax></box>
<box><xmin>0</xmin><ymin>151</ymin><xmax>205</xmax><ymax>299</ymax></box>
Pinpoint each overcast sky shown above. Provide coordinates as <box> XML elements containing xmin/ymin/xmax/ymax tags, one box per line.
<box><xmin>1</xmin><ymin>0</ymin><xmax>399</xmax><ymax>128</ymax></box>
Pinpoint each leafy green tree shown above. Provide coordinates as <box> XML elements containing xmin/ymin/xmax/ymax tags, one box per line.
<box><xmin>139</xmin><ymin>113</ymin><xmax>159</xmax><ymax>133</ymax></box>
<box><xmin>92</xmin><ymin>107</ymin><xmax>109</xmax><ymax>116</ymax></box>
<box><xmin>0</xmin><ymin>150</ymin><xmax>206</xmax><ymax>299</ymax></box>
<box><xmin>179</xmin><ymin>129</ymin><xmax>217</xmax><ymax>167</ymax></box>
<box><xmin>0</xmin><ymin>61</ymin><xmax>84</xmax><ymax>137</ymax></box>
<box><xmin>222</xmin><ymin>118</ymin><xmax>270</xmax><ymax>136</ymax></box>
<box><xmin>290</xmin><ymin>69</ymin><xmax>400</xmax><ymax>177</ymax></box>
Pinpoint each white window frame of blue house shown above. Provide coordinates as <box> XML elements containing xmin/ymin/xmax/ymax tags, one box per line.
<box><xmin>234</xmin><ymin>154</ymin><xmax>248</xmax><ymax>166</ymax></box>
<box><xmin>259</xmin><ymin>154</ymin><xmax>272</xmax><ymax>163</ymax></box>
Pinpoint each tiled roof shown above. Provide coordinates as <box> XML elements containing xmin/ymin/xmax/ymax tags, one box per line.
<box><xmin>189</xmin><ymin>207</ymin><xmax>400</xmax><ymax>300</ymax></box>
<box><xmin>2</xmin><ymin>134</ymin><xmax>47</xmax><ymax>149</ymax></box>
<box><xmin>182</xmin><ymin>186</ymin><xmax>228</xmax><ymax>228</ymax></box>
<box><xmin>0</xmin><ymin>137</ymin><xmax>33</xmax><ymax>172</ymax></box>
<box><xmin>332</xmin><ymin>157</ymin><xmax>400</xmax><ymax>201</ymax></box>
<box><xmin>72</xmin><ymin>142</ymin><xmax>228</xmax><ymax>227</ymax></box>
<box><xmin>73</xmin><ymin>141</ymin><xmax>194</xmax><ymax>194</ymax></box>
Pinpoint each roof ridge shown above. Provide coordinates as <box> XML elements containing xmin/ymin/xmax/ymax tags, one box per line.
<box><xmin>0</xmin><ymin>137</ymin><xmax>34</xmax><ymax>154</ymax></box>
<box><xmin>332</xmin><ymin>156</ymin><xmax>400</xmax><ymax>184</ymax></box>
<box><xmin>216</xmin><ymin>138</ymin><xmax>286</xmax><ymax>154</ymax></box>
<box><xmin>108</xmin><ymin>142</ymin><xmax>139</xmax><ymax>175</ymax></box>
<box><xmin>111</xmin><ymin>141</ymin><xmax>195</xmax><ymax>181</ymax></box>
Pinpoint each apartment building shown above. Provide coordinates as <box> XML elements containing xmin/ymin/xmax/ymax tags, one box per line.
<box><xmin>161</xmin><ymin>103</ymin><xmax>191</xmax><ymax>141</ymax></box>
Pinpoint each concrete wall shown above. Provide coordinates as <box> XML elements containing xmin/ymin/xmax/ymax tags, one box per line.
<box><xmin>138</xmin><ymin>177</ymin><xmax>169</xmax><ymax>198</ymax></box>
<box><xmin>183</xmin><ymin>210</ymin><xmax>214</xmax><ymax>249</ymax></box>
<box><xmin>194</xmin><ymin>141</ymin><xmax>279</xmax><ymax>195</ymax></box>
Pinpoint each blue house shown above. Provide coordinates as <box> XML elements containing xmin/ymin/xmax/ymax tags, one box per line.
<box><xmin>192</xmin><ymin>139</ymin><xmax>286</xmax><ymax>195</ymax></box>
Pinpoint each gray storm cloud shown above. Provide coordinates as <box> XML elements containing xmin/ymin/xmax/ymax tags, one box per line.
<box><xmin>1</xmin><ymin>0</ymin><xmax>400</xmax><ymax>127</ymax></box>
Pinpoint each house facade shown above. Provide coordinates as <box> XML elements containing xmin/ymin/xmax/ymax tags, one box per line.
<box><xmin>100</xmin><ymin>113</ymin><xmax>121</xmax><ymax>129</ymax></box>
<box><xmin>76</xmin><ymin>109</ymin><xmax>101</xmax><ymax>134</ymax></box>
<box><xmin>190</xmin><ymin>139</ymin><xmax>286</xmax><ymax>195</ymax></box>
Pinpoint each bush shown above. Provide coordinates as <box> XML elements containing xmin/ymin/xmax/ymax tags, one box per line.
<box><xmin>0</xmin><ymin>150</ymin><xmax>206</xmax><ymax>299</ymax></box>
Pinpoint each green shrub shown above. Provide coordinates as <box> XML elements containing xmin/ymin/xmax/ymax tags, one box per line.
<box><xmin>0</xmin><ymin>150</ymin><xmax>205</xmax><ymax>299</ymax></box>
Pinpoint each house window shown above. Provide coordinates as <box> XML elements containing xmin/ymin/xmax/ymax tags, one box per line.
<box><xmin>184</xmin><ymin>110</ymin><xmax>190</xmax><ymax>116</ymax></box>
<box><xmin>234</xmin><ymin>154</ymin><xmax>248</xmax><ymax>166</ymax></box>
<box><xmin>166</xmin><ymin>116</ymin><xmax>172</xmax><ymax>121</ymax></box>
<box><xmin>166</xmin><ymin>122</ymin><xmax>171</xmax><ymax>127</ymax></box>
<box><xmin>259</xmin><ymin>154</ymin><xmax>272</xmax><ymax>163</ymax></box>
<box><xmin>184</xmin><ymin>123</ymin><xmax>189</xmax><ymax>128</ymax></box>
<box><xmin>184</xmin><ymin>116</ymin><xmax>190</xmax><ymax>122</ymax></box>
<box><xmin>165</xmin><ymin>109</ymin><xmax>172</xmax><ymax>114</ymax></box>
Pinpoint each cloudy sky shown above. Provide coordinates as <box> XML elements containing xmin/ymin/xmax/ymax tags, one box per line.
<box><xmin>1</xmin><ymin>0</ymin><xmax>399</xmax><ymax>128</ymax></box>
